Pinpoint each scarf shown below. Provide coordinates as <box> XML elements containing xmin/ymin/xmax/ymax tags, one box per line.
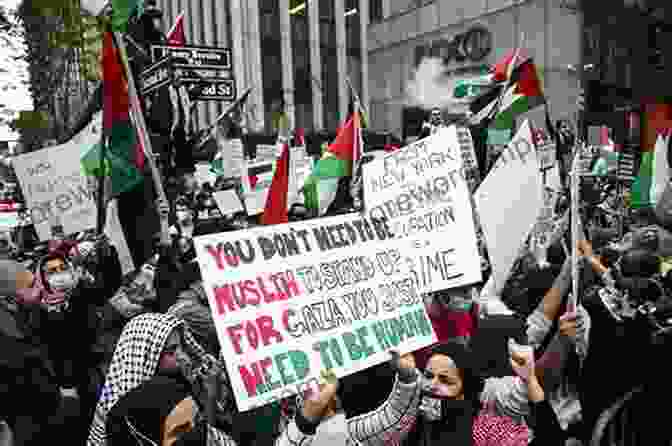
<box><xmin>86</xmin><ymin>313</ymin><xmax>218</xmax><ymax>446</ymax></box>
<box><xmin>404</xmin><ymin>399</ymin><xmax>529</xmax><ymax>446</ymax></box>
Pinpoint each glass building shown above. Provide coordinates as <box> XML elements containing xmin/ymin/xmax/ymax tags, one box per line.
<box><xmin>156</xmin><ymin>0</ymin><xmax>370</xmax><ymax>133</ymax></box>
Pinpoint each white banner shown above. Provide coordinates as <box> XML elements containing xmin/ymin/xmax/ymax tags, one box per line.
<box><xmin>362</xmin><ymin>127</ymin><xmax>482</xmax><ymax>293</ymax></box>
<box><xmin>194</xmin><ymin>213</ymin><xmax>436</xmax><ymax>412</ymax></box>
<box><xmin>13</xmin><ymin>124</ymin><xmax>99</xmax><ymax>240</ymax></box>
<box><xmin>475</xmin><ymin>120</ymin><xmax>543</xmax><ymax>295</ymax></box>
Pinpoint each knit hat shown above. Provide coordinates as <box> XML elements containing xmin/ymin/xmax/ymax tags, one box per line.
<box><xmin>0</xmin><ymin>260</ymin><xmax>26</xmax><ymax>297</ymax></box>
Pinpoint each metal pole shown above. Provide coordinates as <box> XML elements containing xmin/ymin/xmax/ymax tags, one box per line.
<box><xmin>112</xmin><ymin>31</ymin><xmax>170</xmax><ymax>245</ymax></box>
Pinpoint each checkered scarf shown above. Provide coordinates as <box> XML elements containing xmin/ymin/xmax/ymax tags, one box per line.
<box><xmin>87</xmin><ymin>313</ymin><xmax>218</xmax><ymax>446</ymax></box>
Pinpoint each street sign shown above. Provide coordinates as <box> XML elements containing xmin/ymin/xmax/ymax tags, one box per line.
<box><xmin>151</xmin><ymin>45</ymin><xmax>232</xmax><ymax>70</ymax></box>
<box><xmin>139</xmin><ymin>57</ymin><xmax>173</xmax><ymax>95</ymax></box>
<box><xmin>173</xmin><ymin>67</ymin><xmax>232</xmax><ymax>79</ymax></box>
<box><xmin>184</xmin><ymin>78</ymin><xmax>236</xmax><ymax>101</ymax></box>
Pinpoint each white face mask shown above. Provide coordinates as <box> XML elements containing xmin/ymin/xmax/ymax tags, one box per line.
<box><xmin>48</xmin><ymin>271</ymin><xmax>76</xmax><ymax>292</ymax></box>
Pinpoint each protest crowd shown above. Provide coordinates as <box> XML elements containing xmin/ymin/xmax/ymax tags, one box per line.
<box><xmin>3</xmin><ymin>4</ymin><xmax>672</xmax><ymax>446</ymax></box>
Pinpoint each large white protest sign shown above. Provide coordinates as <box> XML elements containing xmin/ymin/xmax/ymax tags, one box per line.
<box><xmin>362</xmin><ymin>128</ymin><xmax>482</xmax><ymax>293</ymax></box>
<box><xmin>13</xmin><ymin>127</ymin><xmax>98</xmax><ymax>240</ymax></box>
<box><xmin>475</xmin><ymin>120</ymin><xmax>543</xmax><ymax>295</ymax></box>
<box><xmin>194</xmin><ymin>213</ymin><xmax>436</xmax><ymax>411</ymax></box>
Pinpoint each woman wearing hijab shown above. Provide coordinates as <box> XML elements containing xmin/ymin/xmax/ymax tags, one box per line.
<box><xmin>279</xmin><ymin>342</ymin><xmax>564</xmax><ymax>446</ymax></box>
<box><xmin>87</xmin><ymin>313</ymin><xmax>225</xmax><ymax>446</ymax></box>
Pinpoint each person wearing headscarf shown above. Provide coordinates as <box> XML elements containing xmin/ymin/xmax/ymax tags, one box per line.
<box><xmin>0</xmin><ymin>260</ymin><xmax>62</xmax><ymax>446</ymax></box>
<box><xmin>279</xmin><ymin>344</ymin><xmax>564</xmax><ymax>446</ymax></box>
<box><xmin>88</xmin><ymin>312</ymin><xmax>224</xmax><ymax>446</ymax></box>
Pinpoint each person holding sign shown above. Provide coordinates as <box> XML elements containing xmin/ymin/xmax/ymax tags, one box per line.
<box><xmin>277</xmin><ymin>344</ymin><xmax>565</xmax><ymax>446</ymax></box>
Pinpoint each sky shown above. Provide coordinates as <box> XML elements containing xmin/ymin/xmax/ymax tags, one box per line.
<box><xmin>0</xmin><ymin>0</ymin><xmax>32</xmax><ymax>143</ymax></box>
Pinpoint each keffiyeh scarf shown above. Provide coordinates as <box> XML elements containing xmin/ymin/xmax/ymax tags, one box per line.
<box><xmin>86</xmin><ymin>313</ymin><xmax>219</xmax><ymax>446</ymax></box>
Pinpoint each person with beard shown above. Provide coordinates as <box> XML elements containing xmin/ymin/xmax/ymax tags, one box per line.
<box><xmin>279</xmin><ymin>345</ymin><xmax>563</xmax><ymax>446</ymax></box>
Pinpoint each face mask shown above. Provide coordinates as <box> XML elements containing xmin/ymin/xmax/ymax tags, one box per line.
<box><xmin>47</xmin><ymin>271</ymin><xmax>76</xmax><ymax>292</ymax></box>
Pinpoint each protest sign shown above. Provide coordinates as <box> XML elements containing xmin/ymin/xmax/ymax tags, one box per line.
<box><xmin>13</xmin><ymin>128</ymin><xmax>98</xmax><ymax>240</ymax></box>
<box><xmin>0</xmin><ymin>212</ymin><xmax>18</xmax><ymax>230</ymax></box>
<box><xmin>475</xmin><ymin>120</ymin><xmax>543</xmax><ymax>295</ymax></box>
<box><xmin>194</xmin><ymin>213</ymin><xmax>436</xmax><ymax>412</ymax></box>
<box><xmin>362</xmin><ymin>128</ymin><xmax>482</xmax><ymax>293</ymax></box>
<box><xmin>214</xmin><ymin>190</ymin><xmax>244</xmax><ymax>216</ymax></box>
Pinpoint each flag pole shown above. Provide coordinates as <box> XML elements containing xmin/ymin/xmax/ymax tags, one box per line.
<box><xmin>112</xmin><ymin>31</ymin><xmax>171</xmax><ymax>245</ymax></box>
<box><xmin>344</xmin><ymin>77</ymin><xmax>364</xmax><ymax>207</ymax></box>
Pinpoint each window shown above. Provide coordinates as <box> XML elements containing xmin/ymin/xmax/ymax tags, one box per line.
<box><xmin>370</xmin><ymin>0</ymin><xmax>383</xmax><ymax>23</ymax></box>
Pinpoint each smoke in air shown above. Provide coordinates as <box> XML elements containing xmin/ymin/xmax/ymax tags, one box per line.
<box><xmin>406</xmin><ymin>57</ymin><xmax>461</xmax><ymax>110</ymax></box>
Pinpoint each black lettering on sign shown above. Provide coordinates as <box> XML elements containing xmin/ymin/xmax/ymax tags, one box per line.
<box><xmin>418</xmin><ymin>249</ymin><xmax>464</xmax><ymax>289</ymax></box>
<box><xmin>379</xmin><ymin>278</ymin><xmax>421</xmax><ymax>312</ymax></box>
<box><xmin>341</xmin><ymin>288</ymin><xmax>379</xmax><ymax>321</ymax></box>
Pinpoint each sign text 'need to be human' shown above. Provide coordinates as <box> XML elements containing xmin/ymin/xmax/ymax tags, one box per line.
<box><xmin>194</xmin><ymin>213</ymin><xmax>437</xmax><ymax>412</ymax></box>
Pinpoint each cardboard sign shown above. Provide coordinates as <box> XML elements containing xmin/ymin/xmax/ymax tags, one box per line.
<box><xmin>475</xmin><ymin>120</ymin><xmax>543</xmax><ymax>295</ymax></box>
<box><xmin>194</xmin><ymin>213</ymin><xmax>436</xmax><ymax>412</ymax></box>
<box><xmin>363</xmin><ymin>128</ymin><xmax>482</xmax><ymax>293</ymax></box>
<box><xmin>13</xmin><ymin>122</ymin><xmax>99</xmax><ymax>240</ymax></box>
<box><xmin>214</xmin><ymin>190</ymin><xmax>245</xmax><ymax>216</ymax></box>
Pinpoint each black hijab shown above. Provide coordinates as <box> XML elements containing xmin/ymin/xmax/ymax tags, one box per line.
<box><xmin>403</xmin><ymin>341</ymin><xmax>485</xmax><ymax>446</ymax></box>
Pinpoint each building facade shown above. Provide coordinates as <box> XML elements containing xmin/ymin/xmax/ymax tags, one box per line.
<box><xmin>156</xmin><ymin>0</ymin><xmax>370</xmax><ymax>134</ymax></box>
<box><xmin>367</xmin><ymin>0</ymin><xmax>583</xmax><ymax>140</ymax></box>
<box><xmin>582</xmin><ymin>0</ymin><xmax>672</xmax><ymax>150</ymax></box>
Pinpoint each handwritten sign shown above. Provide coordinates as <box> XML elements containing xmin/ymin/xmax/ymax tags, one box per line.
<box><xmin>13</xmin><ymin>123</ymin><xmax>99</xmax><ymax>240</ymax></box>
<box><xmin>475</xmin><ymin>120</ymin><xmax>543</xmax><ymax>295</ymax></box>
<box><xmin>194</xmin><ymin>213</ymin><xmax>436</xmax><ymax>411</ymax></box>
<box><xmin>362</xmin><ymin>128</ymin><xmax>482</xmax><ymax>293</ymax></box>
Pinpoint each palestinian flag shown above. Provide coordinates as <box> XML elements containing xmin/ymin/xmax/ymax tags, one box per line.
<box><xmin>469</xmin><ymin>50</ymin><xmax>545</xmax><ymax>130</ymax></box>
<box><xmin>111</xmin><ymin>0</ymin><xmax>143</xmax><ymax>32</ymax></box>
<box><xmin>631</xmin><ymin>131</ymin><xmax>671</xmax><ymax>208</ymax></box>
<box><xmin>304</xmin><ymin>112</ymin><xmax>362</xmax><ymax>214</ymax></box>
<box><xmin>82</xmin><ymin>32</ymin><xmax>143</xmax><ymax>196</ymax></box>
<box><xmin>167</xmin><ymin>12</ymin><xmax>186</xmax><ymax>46</ymax></box>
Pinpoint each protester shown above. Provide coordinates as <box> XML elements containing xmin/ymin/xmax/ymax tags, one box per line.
<box><xmin>0</xmin><ymin>260</ymin><xmax>62</xmax><ymax>446</ymax></box>
<box><xmin>87</xmin><ymin>312</ymin><xmax>222</xmax><ymax>446</ymax></box>
<box><xmin>279</xmin><ymin>344</ymin><xmax>564</xmax><ymax>446</ymax></box>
